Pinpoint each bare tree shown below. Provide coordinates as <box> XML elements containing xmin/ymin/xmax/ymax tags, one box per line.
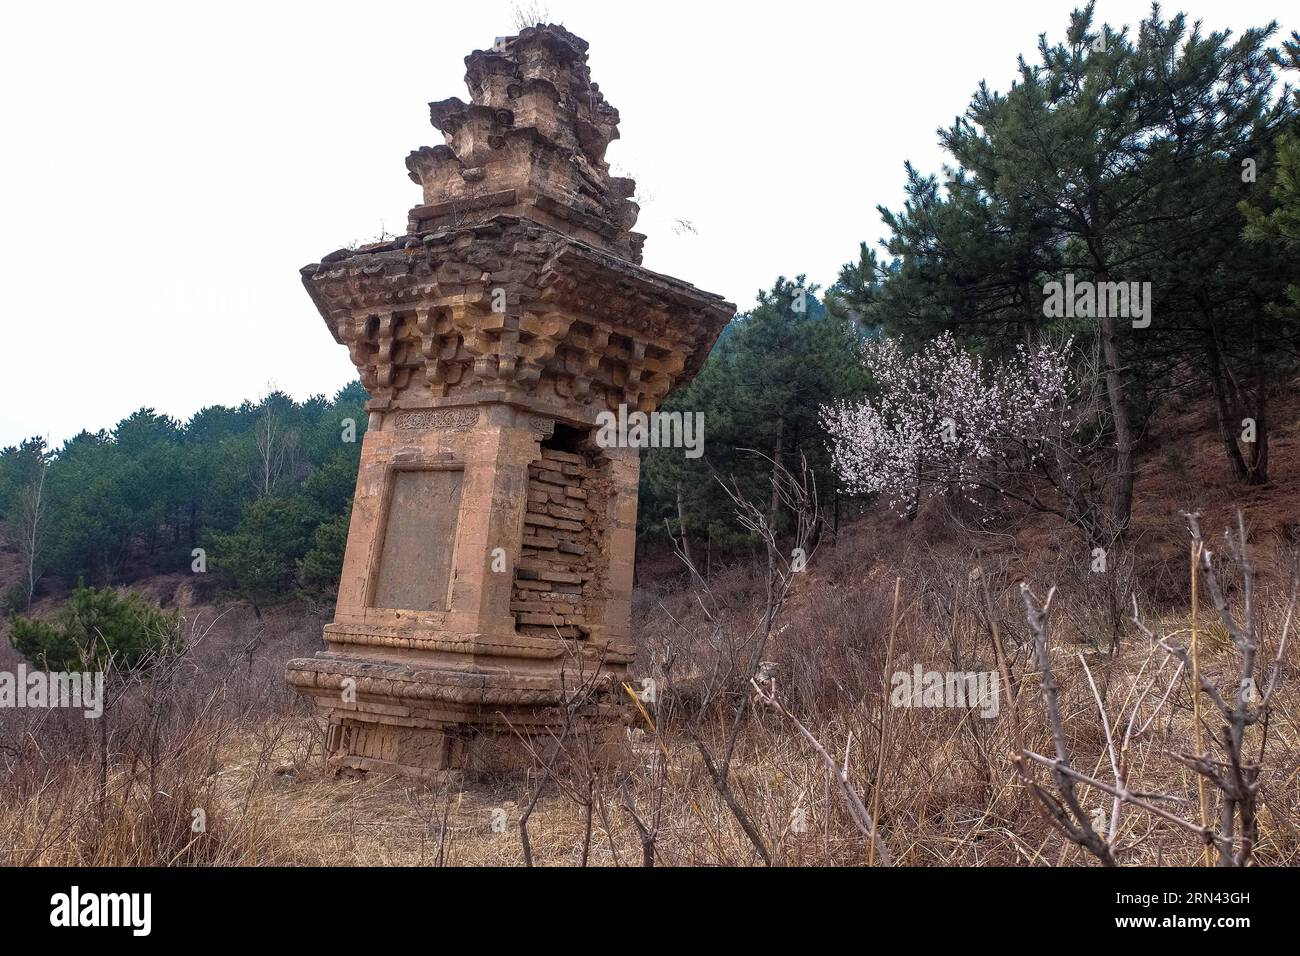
<box><xmin>751</xmin><ymin>676</ymin><xmax>893</xmax><ymax>864</ymax></box>
<box><xmin>253</xmin><ymin>390</ymin><xmax>294</xmax><ymax>498</ymax></box>
<box><xmin>664</xmin><ymin>454</ymin><xmax>821</xmax><ymax>865</ymax></box>
<box><xmin>1131</xmin><ymin>513</ymin><xmax>1294</xmax><ymax>866</ymax></box>
<box><xmin>512</xmin><ymin>641</ymin><xmax>619</xmax><ymax>867</ymax></box>
<box><xmin>617</xmin><ymin>685</ymin><xmax>670</xmax><ymax>867</ymax></box>
<box><xmin>1012</xmin><ymin>512</ymin><xmax>1294</xmax><ymax>866</ymax></box>
<box><xmin>1016</xmin><ymin>583</ymin><xmax>1121</xmax><ymax>865</ymax></box>
<box><xmin>8</xmin><ymin>450</ymin><xmax>48</xmax><ymax>609</ymax></box>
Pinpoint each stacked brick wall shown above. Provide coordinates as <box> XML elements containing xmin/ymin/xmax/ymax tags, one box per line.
<box><xmin>512</xmin><ymin>446</ymin><xmax>606</xmax><ymax>639</ymax></box>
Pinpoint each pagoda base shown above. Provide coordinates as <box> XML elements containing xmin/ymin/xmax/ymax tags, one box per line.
<box><xmin>286</xmin><ymin>652</ymin><xmax>632</xmax><ymax>778</ymax></box>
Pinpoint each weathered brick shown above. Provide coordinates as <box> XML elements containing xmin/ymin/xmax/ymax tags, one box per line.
<box><xmin>518</xmin><ymin>611</ymin><xmax>567</xmax><ymax>627</ymax></box>
<box><xmin>541</xmin><ymin>448</ymin><xmax>583</xmax><ymax>465</ymax></box>
<box><xmin>536</xmin><ymin>569</ymin><xmax>582</xmax><ymax>584</ymax></box>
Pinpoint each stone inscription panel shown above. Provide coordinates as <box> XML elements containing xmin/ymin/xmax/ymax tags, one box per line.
<box><xmin>371</xmin><ymin>468</ymin><xmax>464</xmax><ymax>610</ymax></box>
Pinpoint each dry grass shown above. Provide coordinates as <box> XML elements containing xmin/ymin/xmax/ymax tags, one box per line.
<box><xmin>2</xmin><ymin>523</ymin><xmax>1295</xmax><ymax>867</ymax></box>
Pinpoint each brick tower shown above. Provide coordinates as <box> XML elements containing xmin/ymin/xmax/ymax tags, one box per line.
<box><xmin>287</xmin><ymin>24</ymin><xmax>733</xmax><ymax>776</ymax></box>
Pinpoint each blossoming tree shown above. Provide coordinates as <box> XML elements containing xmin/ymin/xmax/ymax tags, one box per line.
<box><xmin>821</xmin><ymin>333</ymin><xmax>1110</xmax><ymax>542</ymax></box>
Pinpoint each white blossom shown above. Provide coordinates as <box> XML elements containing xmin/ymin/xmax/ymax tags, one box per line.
<box><xmin>821</xmin><ymin>332</ymin><xmax>1073</xmax><ymax>517</ymax></box>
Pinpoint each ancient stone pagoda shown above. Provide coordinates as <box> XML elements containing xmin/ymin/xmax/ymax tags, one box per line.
<box><xmin>286</xmin><ymin>24</ymin><xmax>734</xmax><ymax>777</ymax></box>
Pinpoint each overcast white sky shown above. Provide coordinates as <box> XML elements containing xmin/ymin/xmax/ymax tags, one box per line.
<box><xmin>1</xmin><ymin>0</ymin><xmax>1291</xmax><ymax>447</ymax></box>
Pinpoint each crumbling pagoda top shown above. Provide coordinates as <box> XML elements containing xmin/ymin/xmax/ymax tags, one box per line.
<box><xmin>300</xmin><ymin>23</ymin><xmax>734</xmax><ymax>424</ymax></box>
<box><xmin>406</xmin><ymin>24</ymin><xmax>643</xmax><ymax>261</ymax></box>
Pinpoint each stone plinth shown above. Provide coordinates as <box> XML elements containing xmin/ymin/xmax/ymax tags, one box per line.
<box><xmin>286</xmin><ymin>24</ymin><xmax>733</xmax><ymax>777</ymax></box>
